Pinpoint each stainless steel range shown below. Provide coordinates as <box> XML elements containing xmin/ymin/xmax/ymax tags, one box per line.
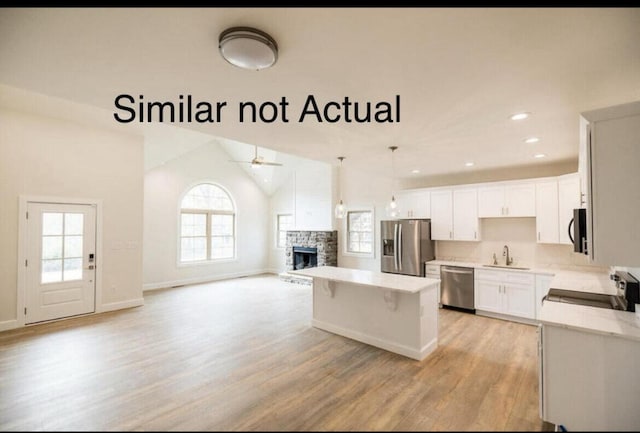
<box><xmin>544</xmin><ymin>270</ymin><xmax>639</xmax><ymax>311</ymax></box>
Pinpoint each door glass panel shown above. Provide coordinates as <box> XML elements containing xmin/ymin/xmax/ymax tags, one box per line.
<box><xmin>64</xmin><ymin>236</ymin><xmax>83</xmax><ymax>258</ymax></box>
<box><xmin>64</xmin><ymin>213</ymin><xmax>84</xmax><ymax>235</ymax></box>
<box><xmin>63</xmin><ymin>258</ymin><xmax>83</xmax><ymax>281</ymax></box>
<box><xmin>42</xmin><ymin>259</ymin><xmax>63</xmax><ymax>283</ymax></box>
<box><xmin>41</xmin><ymin>212</ymin><xmax>86</xmax><ymax>284</ymax></box>
<box><xmin>42</xmin><ymin>213</ymin><xmax>63</xmax><ymax>235</ymax></box>
<box><xmin>42</xmin><ymin>236</ymin><xmax>63</xmax><ymax>259</ymax></box>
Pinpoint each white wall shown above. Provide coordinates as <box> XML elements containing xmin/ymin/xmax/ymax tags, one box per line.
<box><xmin>267</xmin><ymin>159</ymin><xmax>333</xmax><ymax>274</ymax></box>
<box><xmin>0</xmin><ymin>96</ymin><xmax>144</xmax><ymax>327</ymax></box>
<box><xmin>436</xmin><ymin>218</ymin><xmax>606</xmax><ymax>270</ymax></box>
<box><xmin>143</xmin><ymin>142</ymin><xmax>270</xmax><ymax>290</ymax></box>
<box><xmin>267</xmin><ymin>172</ymin><xmax>295</xmax><ymax>273</ymax></box>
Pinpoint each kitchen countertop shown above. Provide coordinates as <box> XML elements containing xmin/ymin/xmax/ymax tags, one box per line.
<box><xmin>291</xmin><ymin>265</ymin><xmax>439</xmax><ymax>294</ymax></box>
<box><xmin>425</xmin><ymin>259</ymin><xmax>610</xmax><ymax>279</ymax></box>
<box><xmin>425</xmin><ymin>259</ymin><xmax>640</xmax><ymax>340</ymax></box>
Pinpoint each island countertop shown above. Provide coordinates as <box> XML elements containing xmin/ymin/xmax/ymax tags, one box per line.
<box><xmin>291</xmin><ymin>266</ymin><xmax>439</xmax><ymax>294</ymax></box>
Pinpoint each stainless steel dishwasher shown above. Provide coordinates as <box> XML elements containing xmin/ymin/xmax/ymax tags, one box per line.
<box><xmin>440</xmin><ymin>265</ymin><xmax>475</xmax><ymax>312</ymax></box>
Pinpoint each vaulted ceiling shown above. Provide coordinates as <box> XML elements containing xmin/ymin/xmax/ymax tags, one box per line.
<box><xmin>1</xmin><ymin>8</ymin><xmax>639</xmax><ymax>183</ymax></box>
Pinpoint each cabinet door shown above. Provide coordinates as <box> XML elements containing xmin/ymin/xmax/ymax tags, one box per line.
<box><xmin>430</xmin><ymin>189</ymin><xmax>453</xmax><ymax>240</ymax></box>
<box><xmin>395</xmin><ymin>190</ymin><xmax>431</xmax><ymax>219</ymax></box>
<box><xmin>478</xmin><ymin>185</ymin><xmax>504</xmax><ymax>217</ymax></box>
<box><xmin>504</xmin><ymin>282</ymin><xmax>536</xmax><ymax>319</ymax></box>
<box><xmin>474</xmin><ymin>279</ymin><xmax>501</xmax><ymax>313</ymax></box>
<box><xmin>535</xmin><ymin>274</ymin><xmax>553</xmax><ymax>320</ymax></box>
<box><xmin>535</xmin><ymin>180</ymin><xmax>559</xmax><ymax>243</ymax></box>
<box><xmin>505</xmin><ymin>182</ymin><xmax>536</xmax><ymax>216</ymax></box>
<box><xmin>558</xmin><ymin>174</ymin><xmax>581</xmax><ymax>245</ymax></box>
<box><xmin>453</xmin><ymin>188</ymin><xmax>479</xmax><ymax>241</ymax></box>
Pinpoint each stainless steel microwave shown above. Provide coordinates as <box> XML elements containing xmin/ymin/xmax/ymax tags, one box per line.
<box><xmin>569</xmin><ymin>208</ymin><xmax>588</xmax><ymax>254</ymax></box>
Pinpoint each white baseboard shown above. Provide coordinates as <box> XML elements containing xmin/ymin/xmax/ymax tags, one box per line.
<box><xmin>0</xmin><ymin>319</ymin><xmax>18</xmax><ymax>332</ymax></box>
<box><xmin>99</xmin><ymin>298</ymin><xmax>144</xmax><ymax>313</ymax></box>
<box><xmin>311</xmin><ymin>319</ymin><xmax>437</xmax><ymax>361</ymax></box>
<box><xmin>142</xmin><ymin>268</ymin><xmax>273</xmax><ymax>292</ymax></box>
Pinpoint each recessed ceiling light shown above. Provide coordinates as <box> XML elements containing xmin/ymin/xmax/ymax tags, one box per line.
<box><xmin>510</xmin><ymin>112</ymin><xmax>530</xmax><ymax>121</ymax></box>
<box><xmin>411</xmin><ymin>169</ymin><xmax>420</xmax><ymax>174</ymax></box>
<box><xmin>465</xmin><ymin>162</ymin><xmax>475</xmax><ymax>167</ymax></box>
<box><xmin>534</xmin><ymin>153</ymin><xmax>546</xmax><ymax>158</ymax></box>
<box><xmin>524</xmin><ymin>137</ymin><xmax>540</xmax><ymax>144</ymax></box>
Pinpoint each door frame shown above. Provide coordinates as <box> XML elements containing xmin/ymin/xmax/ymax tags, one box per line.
<box><xmin>17</xmin><ymin>195</ymin><xmax>103</xmax><ymax>327</ymax></box>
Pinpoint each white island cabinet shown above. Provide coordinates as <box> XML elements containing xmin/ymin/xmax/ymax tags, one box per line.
<box><xmin>291</xmin><ymin>266</ymin><xmax>440</xmax><ymax>361</ymax></box>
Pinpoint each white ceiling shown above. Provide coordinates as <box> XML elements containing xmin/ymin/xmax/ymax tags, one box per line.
<box><xmin>1</xmin><ymin>8</ymin><xmax>639</xmax><ymax>182</ymax></box>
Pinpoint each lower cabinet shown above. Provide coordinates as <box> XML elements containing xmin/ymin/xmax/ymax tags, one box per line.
<box><xmin>540</xmin><ymin>324</ymin><xmax>640</xmax><ymax>430</ymax></box>
<box><xmin>535</xmin><ymin>274</ymin><xmax>553</xmax><ymax>319</ymax></box>
<box><xmin>474</xmin><ymin>269</ymin><xmax>535</xmax><ymax>319</ymax></box>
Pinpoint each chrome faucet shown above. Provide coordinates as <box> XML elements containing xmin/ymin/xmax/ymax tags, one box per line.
<box><xmin>503</xmin><ymin>245</ymin><xmax>513</xmax><ymax>266</ymax></box>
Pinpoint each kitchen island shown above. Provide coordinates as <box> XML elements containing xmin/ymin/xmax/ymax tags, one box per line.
<box><xmin>291</xmin><ymin>266</ymin><xmax>440</xmax><ymax>361</ymax></box>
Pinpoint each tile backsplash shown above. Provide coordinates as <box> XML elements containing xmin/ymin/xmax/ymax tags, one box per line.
<box><xmin>435</xmin><ymin>217</ymin><xmax>607</xmax><ymax>271</ymax></box>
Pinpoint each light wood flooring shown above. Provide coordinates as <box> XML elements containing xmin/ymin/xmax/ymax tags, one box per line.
<box><xmin>0</xmin><ymin>274</ymin><xmax>554</xmax><ymax>431</ymax></box>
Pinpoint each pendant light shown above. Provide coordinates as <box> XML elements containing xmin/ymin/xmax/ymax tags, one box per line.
<box><xmin>334</xmin><ymin>156</ymin><xmax>346</xmax><ymax>219</ymax></box>
<box><xmin>385</xmin><ymin>146</ymin><xmax>401</xmax><ymax>218</ymax></box>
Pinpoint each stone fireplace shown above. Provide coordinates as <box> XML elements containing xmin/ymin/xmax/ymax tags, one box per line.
<box><xmin>280</xmin><ymin>230</ymin><xmax>338</xmax><ymax>285</ymax></box>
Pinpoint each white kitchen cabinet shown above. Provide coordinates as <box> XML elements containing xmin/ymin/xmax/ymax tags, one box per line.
<box><xmin>534</xmin><ymin>274</ymin><xmax>552</xmax><ymax>319</ymax></box>
<box><xmin>540</xmin><ymin>324</ymin><xmax>640</xmax><ymax>430</ymax></box>
<box><xmin>578</xmin><ymin>115</ymin><xmax>589</xmax><ymax>208</ymax></box>
<box><xmin>535</xmin><ymin>179</ymin><xmax>559</xmax><ymax>243</ymax></box>
<box><xmin>430</xmin><ymin>188</ymin><xmax>479</xmax><ymax>241</ymax></box>
<box><xmin>478</xmin><ymin>181</ymin><xmax>536</xmax><ymax>217</ymax></box>
<box><xmin>452</xmin><ymin>188</ymin><xmax>479</xmax><ymax>241</ymax></box>
<box><xmin>581</xmin><ymin>101</ymin><xmax>640</xmax><ymax>267</ymax></box>
<box><xmin>474</xmin><ymin>269</ymin><xmax>536</xmax><ymax>319</ymax></box>
<box><xmin>395</xmin><ymin>189</ymin><xmax>430</xmax><ymax>219</ymax></box>
<box><xmin>430</xmin><ymin>189</ymin><xmax>453</xmax><ymax>240</ymax></box>
<box><xmin>557</xmin><ymin>173</ymin><xmax>581</xmax><ymax>245</ymax></box>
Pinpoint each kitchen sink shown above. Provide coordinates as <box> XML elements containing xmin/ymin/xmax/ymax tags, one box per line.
<box><xmin>482</xmin><ymin>264</ymin><xmax>530</xmax><ymax>271</ymax></box>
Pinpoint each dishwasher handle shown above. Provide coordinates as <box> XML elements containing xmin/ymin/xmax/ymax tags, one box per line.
<box><xmin>442</xmin><ymin>267</ymin><xmax>474</xmax><ymax>275</ymax></box>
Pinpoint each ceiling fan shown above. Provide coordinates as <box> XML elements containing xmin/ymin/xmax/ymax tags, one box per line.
<box><xmin>229</xmin><ymin>145</ymin><xmax>283</xmax><ymax>168</ymax></box>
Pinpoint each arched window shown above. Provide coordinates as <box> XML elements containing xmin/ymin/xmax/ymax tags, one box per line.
<box><xmin>180</xmin><ymin>183</ymin><xmax>235</xmax><ymax>262</ymax></box>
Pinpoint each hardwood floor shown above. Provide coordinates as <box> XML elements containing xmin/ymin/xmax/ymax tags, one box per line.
<box><xmin>0</xmin><ymin>274</ymin><xmax>554</xmax><ymax>431</ymax></box>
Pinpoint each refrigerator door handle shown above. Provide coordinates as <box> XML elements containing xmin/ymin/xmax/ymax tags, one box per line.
<box><xmin>394</xmin><ymin>223</ymin><xmax>399</xmax><ymax>270</ymax></box>
<box><xmin>398</xmin><ymin>223</ymin><xmax>403</xmax><ymax>271</ymax></box>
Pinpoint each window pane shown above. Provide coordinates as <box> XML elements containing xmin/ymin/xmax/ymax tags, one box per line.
<box><xmin>42</xmin><ymin>259</ymin><xmax>63</xmax><ymax>283</ymax></box>
<box><xmin>64</xmin><ymin>236</ymin><xmax>83</xmax><ymax>258</ymax></box>
<box><xmin>360</xmin><ymin>242</ymin><xmax>372</xmax><ymax>253</ymax></box>
<box><xmin>181</xmin><ymin>213</ymin><xmax>206</xmax><ymax>237</ymax></box>
<box><xmin>64</xmin><ymin>213</ymin><xmax>84</xmax><ymax>235</ymax></box>
<box><xmin>63</xmin><ymin>258</ymin><xmax>83</xmax><ymax>281</ymax></box>
<box><xmin>211</xmin><ymin>236</ymin><xmax>234</xmax><ymax>258</ymax></box>
<box><xmin>43</xmin><ymin>213</ymin><xmax>63</xmax><ymax>235</ymax></box>
<box><xmin>212</xmin><ymin>214</ymin><xmax>233</xmax><ymax>236</ymax></box>
<box><xmin>181</xmin><ymin>237</ymin><xmax>207</xmax><ymax>262</ymax></box>
<box><xmin>181</xmin><ymin>184</ymin><xmax>233</xmax><ymax>211</ymax></box>
<box><xmin>42</xmin><ymin>236</ymin><xmax>63</xmax><ymax>259</ymax></box>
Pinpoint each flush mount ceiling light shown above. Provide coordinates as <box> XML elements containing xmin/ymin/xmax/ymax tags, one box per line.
<box><xmin>510</xmin><ymin>112</ymin><xmax>530</xmax><ymax>121</ymax></box>
<box><xmin>411</xmin><ymin>169</ymin><xmax>420</xmax><ymax>174</ymax></box>
<box><xmin>218</xmin><ymin>27</ymin><xmax>278</xmax><ymax>71</ymax></box>
<box><xmin>534</xmin><ymin>153</ymin><xmax>547</xmax><ymax>159</ymax></box>
<box><xmin>465</xmin><ymin>162</ymin><xmax>475</xmax><ymax>167</ymax></box>
<box><xmin>524</xmin><ymin>137</ymin><xmax>540</xmax><ymax>144</ymax></box>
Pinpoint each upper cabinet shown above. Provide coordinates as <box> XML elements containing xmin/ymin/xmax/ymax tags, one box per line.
<box><xmin>430</xmin><ymin>189</ymin><xmax>453</xmax><ymax>240</ymax></box>
<box><xmin>453</xmin><ymin>188</ymin><xmax>479</xmax><ymax>241</ymax></box>
<box><xmin>394</xmin><ymin>189</ymin><xmax>430</xmax><ymax>219</ymax></box>
<box><xmin>478</xmin><ymin>181</ymin><xmax>536</xmax><ymax>217</ymax></box>
<box><xmin>581</xmin><ymin>101</ymin><xmax>640</xmax><ymax>267</ymax></box>
<box><xmin>535</xmin><ymin>179</ymin><xmax>559</xmax><ymax>243</ymax></box>
<box><xmin>430</xmin><ymin>187</ymin><xmax>480</xmax><ymax>241</ymax></box>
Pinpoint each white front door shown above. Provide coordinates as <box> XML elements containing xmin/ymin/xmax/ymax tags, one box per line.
<box><xmin>25</xmin><ymin>202</ymin><xmax>96</xmax><ymax>324</ymax></box>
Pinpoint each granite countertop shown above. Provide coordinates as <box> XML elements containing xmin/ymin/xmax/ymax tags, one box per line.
<box><xmin>291</xmin><ymin>266</ymin><xmax>440</xmax><ymax>294</ymax></box>
<box><xmin>425</xmin><ymin>259</ymin><xmax>610</xmax><ymax>279</ymax></box>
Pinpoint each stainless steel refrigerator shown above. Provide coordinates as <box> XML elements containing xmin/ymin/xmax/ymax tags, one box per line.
<box><xmin>381</xmin><ymin>219</ymin><xmax>435</xmax><ymax>277</ymax></box>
